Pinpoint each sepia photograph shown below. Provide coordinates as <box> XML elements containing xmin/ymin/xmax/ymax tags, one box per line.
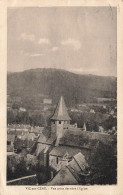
<box><xmin>7</xmin><ymin>7</ymin><xmax>117</xmax><ymax>186</ymax></box>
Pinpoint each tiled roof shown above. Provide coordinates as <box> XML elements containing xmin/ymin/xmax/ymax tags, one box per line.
<box><xmin>38</xmin><ymin>133</ymin><xmax>48</xmax><ymax>143</ymax></box>
<box><xmin>73</xmin><ymin>152</ymin><xmax>88</xmax><ymax>170</ymax></box>
<box><xmin>36</xmin><ymin>143</ymin><xmax>46</xmax><ymax>156</ymax></box>
<box><xmin>49</xmin><ymin>146</ymin><xmax>82</xmax><ymax>157</ymax></box>
<box><xmin>59</xmin><ymin>130</ymin><xmax>115</xmax><ymax>148</ymax></box>
<box><xmin>67</xmin><ymin>165</ymin><xmax>81</xmax><ymax>182</ymax></box>
<box><xmin>59</xmin><ymin>131</ymin><xmax>92</xmax><ymax>149</ymax></box>
<box><xmin>46</xmin><ymin>166</ymin><xmax>78</xmax><ymax>185</ymax></box>
<box><xmin>14</xmin><ymin>138</ymin><xmax>34</xmax><ymax>150</ymax></box>
<box><xmin>51</xmin><ymin>96</ymin><xmax>71</xmax><ymax>121</ymax></box>
<box><xmin>46</xmin><ymin>136</ymin><xmax>56</xmax><ymax>145</ymax></box>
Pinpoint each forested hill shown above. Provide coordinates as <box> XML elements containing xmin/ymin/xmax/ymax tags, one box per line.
<box><xmin>7</xmin><ymin>68</ymin><xmax>117</xmax><ymax>106</ymax></box>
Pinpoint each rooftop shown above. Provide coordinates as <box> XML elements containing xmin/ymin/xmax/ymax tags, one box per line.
<box><xmin>49</xmin><ymin>146</ymin><xmax>82</xmax><ymax>157</ymax></box>
<box><xmin>59</xmin><ymin>130</ymin><xmax>116</xmax><ymax>148</ymax></box>
<box><xmin>51</xmin><ymin>96</ymin><xmax>71</xmax><ymax>121</ymax></box>
<box><xmin>73</xmin><ymin>152</ymin><xmax>88</xmax><ymax>170</ymax></box>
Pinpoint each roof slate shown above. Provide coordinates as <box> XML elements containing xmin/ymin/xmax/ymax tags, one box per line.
<box><xmin>51</xmin><ymin>96</ymin><xmax>71</xmax><ymax>121</ymax></box>
<box><xmin>49</xmin><ymin>146</ymin><xmax>82</xmax><ymax>157</ymax></box>
<box><xmin>73</xmin><ymin>152</ymin><xmax>88</xmax><ymax>170</ymax></box>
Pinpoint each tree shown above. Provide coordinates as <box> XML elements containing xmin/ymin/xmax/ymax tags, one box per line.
<box><xmin>36</xmin><ymin>164</ymin><xmax>51</xmax><ymax>184</ymax></box>
<box><xmin>7</xmin><ymin>110</ymin><xmax>15</xmax><ymax>124</ymax></box>
<box><xmin>87</xmin><ymin>141</ymin><xmax>117</xmax><ymax>185</ymax></box>
<box><xmin>12</xmin><ymin>103</ymin><xmax>19</xmax><ymax>109</ymax></box>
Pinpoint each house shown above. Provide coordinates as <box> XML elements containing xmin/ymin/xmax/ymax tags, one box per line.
<box><xmin>46</xmin><ymin>166</ymin><xmax>79</xmax><ymax>185</ymax></box>
<box><xmin>37</xmin><ymin>134</ymin><xmax>56</xmax><ymax>167</ymax></box>
<box><xmin>49</xmin><ymin>146</ymin><xmax>83</xmax><ymax>171</ymax></box>
<box><xmin>46</xmin><ymin>152</ymin><xmax>89</xmax><ymax>185</ymax></box>
<box><xmin>68</xmin><ymin>152</ymin><xmax>88</xmax><ymax>172</ymax></box>
<box><xmin>14</xmin><ymin>133</ymin><xmax>38</xmax><ymax>154</ymax></box>
<box><xmin>43</xmin><ymin>98</ymin><xmax>52</xmax><ymax>104</ymax></box>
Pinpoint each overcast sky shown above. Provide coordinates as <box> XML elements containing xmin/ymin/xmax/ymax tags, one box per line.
<box><xmin>7</xmin><ymin>7</ymin><xmax>117</xmax><ymax>76</ymax></box>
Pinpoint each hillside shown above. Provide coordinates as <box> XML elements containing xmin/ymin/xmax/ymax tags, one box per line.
<box><xmin>7</xmin><ymin>68</ymin><xmax>117</xmax><ymax>106</ymax></box>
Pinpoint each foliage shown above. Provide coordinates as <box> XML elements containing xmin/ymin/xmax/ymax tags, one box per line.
<box><xmin>86</xmin><ymin>142</ymin><xmax>117</xmax><ymax>184</ymax></box>
<box><xmin>7</xmin><ymin>69</ymin><xmax>117</xmax><ymax>106</ymax></box>
<box><xmin>7</xmin><ymin>110</ymin><xmax>45</xmax><ymax>126</ymax></box>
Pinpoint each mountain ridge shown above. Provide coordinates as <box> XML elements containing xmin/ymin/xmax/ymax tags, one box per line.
<box><xmin>7</xmin><ymin>68</ymin><xmax>117</xmax><ymax>78</ymax></box>
<box><xmin>7</xmin><ymin>68</ymin><xmax>117</xmax><ymax>106</ymax></box>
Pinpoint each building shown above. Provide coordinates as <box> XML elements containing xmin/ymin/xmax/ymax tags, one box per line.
<box><xmin>46</xmin><ymin>152</ymin><xmax>89</xmax><ymax>185</ymax></box>
<box><xmin>50</xmin><ymin>96</ymin><xmax>71</xmax><ymax>142</ymax></box>
<box><xmin>36</xmin><ymin>96</ymin><xmax>116</xmax><ymax>170</ymax></box>
<box><xmin>49</xmin><ymin>146</ymin><xmax>83</xmax><ymax>171</ymax></box>
<box><xmin>43</xmin><ymin>98</ymin><xmax>52</xmax><ymax>104</ymax></box>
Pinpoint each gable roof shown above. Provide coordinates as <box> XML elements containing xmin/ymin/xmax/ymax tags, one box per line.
<box><xmin>38</xmin><ymin>133</ymin><xmax>48</xmax><ymax>144</ymax></box>
<box><xmin>46</xmin><ymin>166</ymin><xmax>78</xmax><ymax>185</ymax></box>
<box><xmin>49</xmin><ymin>146</ymin><xmax>82</xmax><ymax>157</ymax></box>
<box><xmin>73</xmin><ymin>152</ymin><xmax>88</xmax><ymax>170</ymax></box>
<box><xmin>59</xmin><ymin>130</ymin><xmax>114</xmax><ymax>149</ymax></box>
<box><xmin>59</xmin><ymin>130</ymin><xmax>92</xmax><ymax>149</ymax></box>
<box><xmin>46</xmin><ymin>136</ymin><xmax>56</xmax><ymax>145</ymax></box>
<box><xmin>51</xmin><ymin>96</ymin><xmax>71</xmax><ymax>121</ymax></box>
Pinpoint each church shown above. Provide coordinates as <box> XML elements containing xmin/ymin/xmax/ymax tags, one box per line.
<box><xmin>36</xmin><ymin>96</ymin><xmax>112</xmax><ymax>174</ymax></box>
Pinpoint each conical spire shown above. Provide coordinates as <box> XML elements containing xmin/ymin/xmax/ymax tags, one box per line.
<box><xmin>51</xmin><ymin>96</ymin><xmax>71</xmax><ymax>121</ymax></box>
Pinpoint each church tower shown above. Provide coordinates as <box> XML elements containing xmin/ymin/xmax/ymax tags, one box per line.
<box><xmin>51</xmin><ymin>96</ymin><xmax>71</xmax><ymax>139</ymax></box>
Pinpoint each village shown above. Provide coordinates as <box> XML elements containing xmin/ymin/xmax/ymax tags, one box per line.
<box><xmin>7</xmin><ymin>96</ymin><xmax>117</xmax><ymax>185</ymax></box>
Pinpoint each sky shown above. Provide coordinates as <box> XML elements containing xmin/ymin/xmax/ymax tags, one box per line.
<box><xmin>7</xmin><ymin>7</ymin><xmax>117</xmax><ymax>76</ymax></box>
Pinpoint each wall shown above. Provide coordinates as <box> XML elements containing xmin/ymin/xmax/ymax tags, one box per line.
<box><xmin>56</xmin><ymin>121</ymin><xmax>64</xmax><ymax>139</ymax></box>
<box><xmin>49</xmin><ymin>155</ymin><xmax>59</xmax><ymax>170</ymax></box>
